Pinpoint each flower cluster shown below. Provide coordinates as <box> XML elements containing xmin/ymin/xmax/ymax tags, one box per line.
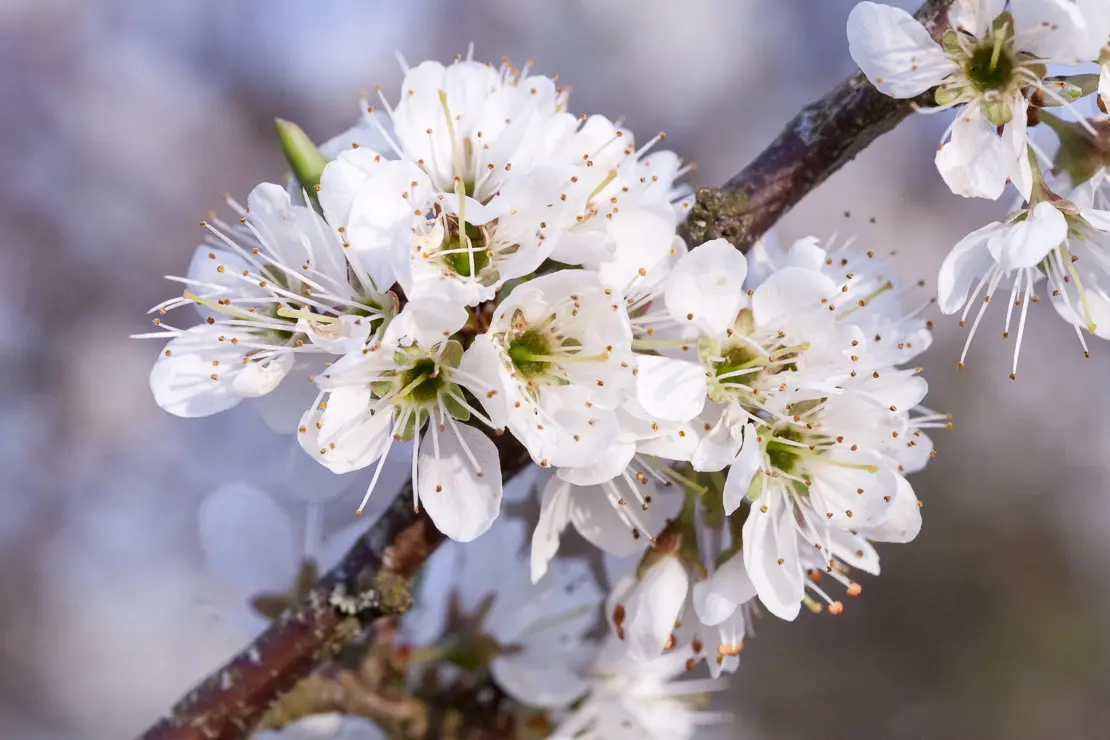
<box><xmin>151</xmin><ymin>51</ymin><xmax>942</xmax><ymax>738</ymax></box>
<box><xmin>849</xmin><ymin>0</ymin><xmax>1110</xmax><ymax>375</ymax></box>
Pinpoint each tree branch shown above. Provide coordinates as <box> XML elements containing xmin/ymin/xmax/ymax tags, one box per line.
<box><xmin>680</xmin><ymin>0</ymin><xmax>954</xmax><ymax>249</ymax></box>
<box><xmin>138</xmin><ymin>3</ymin><xmax>955</xmax><ymax>736</ymax></box>
<box><xmin>139</xmin><ymin>432</ymin><xmax>530</xmax><ymax>740</ymax></box>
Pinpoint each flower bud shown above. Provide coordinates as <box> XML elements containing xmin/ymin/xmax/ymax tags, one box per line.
<box><xmin>275</xmin><ymin>118</ymin><xmax>328</xmax><ymax>210</ymax></box>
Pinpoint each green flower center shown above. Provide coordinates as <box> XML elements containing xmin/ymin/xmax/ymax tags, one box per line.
<box><xmin>507</xmin><ymin>329</ymin><xmax>553</xmax><ymax>377</ymax></box>
<box><xmin>966</xmin><ymin>44</ymin><xmax>1014</xmax><ymax>93</ymax></box>
<box><xmin>714</xmin><ymin>344</ymin><xmax>764</xmax><ymax>387</ymax></box>
<box><xmin>399</xmin><ymin>358</ymin><xmax>443</xmax><ymax>404</ymax></box>
<box><xmin>444</xmin><ymin>221</ymin><xmax>490</xmax><ymax>277</ymax></box>
<box><xmin>765</xmin><ymin>426</ymin><xmax>809</xmax><ymax>475</ymax></box>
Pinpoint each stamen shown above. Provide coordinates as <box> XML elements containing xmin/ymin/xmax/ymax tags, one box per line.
<box><xmin>355</xmin><ymin>429</ymin><xmax>398</xmax><ymax>516</ymax></box>
<box><xmin>275</xmin><ymin>306</ymin><xmax>341</xmax><ymax>324</ymax></box>
<box><xmin>182</xmin><ymin>290</ymin><xmax>269</xmax><ymax>323</ymax></box>
<box><xmin>438</xmin><ymin>90</ymin><xmax>466</xmax><ymax>186</ymax></box>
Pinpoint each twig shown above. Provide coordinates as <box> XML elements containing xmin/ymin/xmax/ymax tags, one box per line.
<box><xmin>139</xmin><ymin>432</ymin><xmax>530</xmax><ymax>740</ymax></box>
<box><xmin>137</xmin><ymin>2</ymin><xmax>955</xmax><ymax>736</ymax></box>
<box><xmin>680</xmin><ymin>0</ymin><xmax>954</xmax><ymax>249</ymax></box>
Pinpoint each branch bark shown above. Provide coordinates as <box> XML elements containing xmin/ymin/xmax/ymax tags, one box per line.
<box><xmin>680</xmin><ymin>0</ymin><xmax>954</xmax><ymax>250</ymax></box>
<box><xmin>138</xmin><ymin>2</ymin><xmax>954</xmax><ymax>737</ymax></box>
<box><xmin>139</xmin><ymin>432</ymin><xmax>530</xmax><ymax>740</ymax></box>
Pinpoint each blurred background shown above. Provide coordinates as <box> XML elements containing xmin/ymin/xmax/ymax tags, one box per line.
<box><xmin>2</xmin><ymin>0</ymin><xmax>1109</xmax><ymax>738</ymax></box>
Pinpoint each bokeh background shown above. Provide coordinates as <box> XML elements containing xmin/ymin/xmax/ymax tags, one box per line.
<box><xmin>2</xmin><ymin>0</ymin><xmax>1109</xmax><ymax>738</ymax></box>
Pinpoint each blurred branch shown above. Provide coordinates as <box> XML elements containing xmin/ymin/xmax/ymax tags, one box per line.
<box><xmin>138</xmin><ymin>2</ymin><xmax>955</xmax><ymax>737</ymax></box>
<box><xmin>139</xmin><ymin>431</ymin><xmax>530</xmax><ymax>740</ymax></box>
<box><xmin>680</xmin><ymin>0</ymin><xmax>955</xmax><ymax>249</ymax></box>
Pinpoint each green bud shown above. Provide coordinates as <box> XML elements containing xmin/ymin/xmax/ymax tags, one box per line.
<box><xmin>275</xmin><ymin>118</ymin><xmax>328</xmax><ymax>210</ymax></box>
<box><xmin>1036</xmin><ymin>74</ymin><xmax>1100</xmax><ymax>107</ymax></box>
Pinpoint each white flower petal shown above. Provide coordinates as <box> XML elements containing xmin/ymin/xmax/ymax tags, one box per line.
<box><xmin>987</xmin><ymin>202</ymin><xmax>1067</xmax><ymax>271</ymax></box>
<box><xmin>692</xmin><ymin>554</ymin><xmax>756</xmax><ymax>627</ymax></box>
<box><xmin>865</xmin><ymin>473</ymin><xmax>923</xmax><ymax>543</ymax></box>
<box><xmin>255</xmin><ymin>713</ymin><xmax>386</xmax><ymax>740</ymax></box>
<box><xmin>318</xmin><ymin>147</ymin><xmax>386</xmax><ymax>222</ymax></box>
<box><xmin>809</xmin><ymin>452</ymin><xmax>898</xmax><ymax>530</ymax></box>
<box><xmin>623</xmin><ymin>557</ymin><xmax>688</xmax><ymax>661</ymax></box>
<box><xmin>691</xmin><ymin>416</ymin><xmax>742</xmax><ymax>472</ymax></box>
<box><xmin>383</xmin><ymin>299</ymin><xmax>469</xmax><ymax>347</ymax></box>
<box><xmin>847</xmin><ymin>2</ymin><xmax>957</xmax><ymax>97</ymax></box>
<box><xmin>1081</xmin><ymin>206</ymin><xmax>1110</xmax><ymax>233</ymax></box>
<box><xmin>418</xmin><ymin>423</ymin><xmax>503</xmax><ymax>542</ymax></box>
<box><xmin>950</xmin><ymin>0</ymin><xmax>1007</xmax><ymax>36</ymax></box>
<box><xmin>750</xmin><ymin>266</ymin><xmax>837</xmax><ymax>330</ymax></box>
<box><xmin>664</xmin><ymin>238</ymin><xmax>749</xmax><ymax>336</ymax></box>
<box><xmin>531</xmin><ymin>476</ymin><xmax>573</xmax><ymax>583</ymax></box>
<box><xmin>595</xmin><ymin>206</ymin><xmax>678</xmax><ymax>289</ymax></box>
<box><xmin>298</xmin><ymin>386</ymin><xmax>393</xmax><ymax>474</ymax></box>
<box><xmin>457</xmin><ymin>334</ymin><xmax>511</xmax><ymax>429</ymax></box>
<box><xmin>150</xmin><ymin>326</ymin><xmax>248</xmax><ymax>418</ymax></box>
<box><xmin>511</xmin><ymin>387</ymin><xmax>620</xmax><ymax>469</ymax></box>
<box><xmin>743</xmin><ymin>493</ymin><xmax>803</xmax><ymax>621</ymax></box>
<box><xmin>199</xmin><ymin>483</ymin><xmax>296</xmax><ymax>595</ymax></box>
<box><xmin>570</xmin><ymin>481</ymin><xmax>667</xmax><ymax>557</ymax></box>
<box><xmin>556</xmin><ymin>441</ymin><xmax>637</xmax><ymax>486</ymax></box>
<box><xmin>826</xmin><ymin>530</ymin><xmax>881</xmax><ymax>576</ymax></box>
<box><xmin>490</xmin><ymin>654</ymin><xmax>589</xmax><ymax>710</ymax></box>
<box><xmin>1012</xmin><ymin>0</ymin><xmax>1091</xmax><ymax>63</ymax></box>
<box><xmin>937</xmin><ymin>221</ymin><xmax>1002</xmax><ymax>314</ymax></box>
<box><xmin>722</xmin><ymin>424</ymin><xmax>763</xmax><ymax>516</ymax></box>
<box><xmin>232</xmin><ymin>352</ymin><xmax>294</xmax><ymax>398</ymax></box>
<box><xmin>935</xmin><ymin>107</ymin><xmax>1018</xmax><ymax>201</ymax></box>
<box><xmin>634</xmin><ymin>354</ymin><xmax>708</xmax><ymax>423</ymax></box>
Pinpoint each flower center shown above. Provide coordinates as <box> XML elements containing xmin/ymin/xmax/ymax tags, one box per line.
<box><xmin>507</xmin><ymin>328</ymin><xmax>553</xmax><ymax>377</ymax></box>
<box><xmin>399</xmin><ymin>358</ymin><xmax>444</xmax><ymax>404</ymax></box>
<box><xmin>443</xmin><ymin>219</ymin><xmax>491</xmax><ymax>277</ymax></box>
<box><xmin>966</xmin><ymin>43</ymin><xmax>1014</xmax><ymax>93</ymax></box>
<box><xmin>765</xmin><ymin>425</ymin><xmax>810</xmax><ymax>475</ymax></box>
<box><xmin>713</xmin><ymin>344</ymin><xmax>763</xmax><ymax>388</ymax></box>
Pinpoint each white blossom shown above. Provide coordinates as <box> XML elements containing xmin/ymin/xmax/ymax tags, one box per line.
<box><xmin>848</xmin><ymin>0</ymin><xmax>1107</xmax><ymax>200</ymax></box>
<box><xmin>549</xmin><ymin>638</ymin><xmax>728</xmax><ymax>740</ymax></box>
<box><xmin>317</xmin><ymin>55</ymin><xmax>574</xmax><ymax>308</ymax></box>
<box><xmin>299</xmin><ymin>300</ymin><xmax>503</xmax><ymax>541</ymax></box>
<box><xmin>529</xmin><ymin>405</ymin><xmax>703</xmax><ymax>582</ymax></box>
<box><xmin>628</xmin><ymin>236</ymin><xmax>935</xmax><ymax>621</ymax></box>
<box><xmin>937</xmin><ymin>191</ymin><xmax>1110</xmax><ymax>376</ymax></box>
<box><xmin>459</xmin><ymin>270</ymin><xmax>638</xmax><ymax>470</ymax></box>
<box><xmin>197</xmin><ymin>483</ymin><xmax>365</xmax><ymax>638</ymax></box>
<box><xmin>403</xmin><ymin>516</ymin><xmax>602</xmax><ymax>709</ymax></box>
<box><xmin>138</xmin><ymin>184</ymin><xmax>391</xmax><ymax>418</ymax></box>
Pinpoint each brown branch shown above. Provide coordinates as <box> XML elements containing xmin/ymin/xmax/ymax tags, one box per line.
<box><xmin>680</xmin><ymin>0</ymin><xmax>954</xmax><ymax>250</ymax></box>
<box><xmin>138</xmin><ymin>432</ymin><xmax>530</xmax><ymax>740</ymax></box>
<box><xmin>138</xmin><ymin>3</ymin><xmax>956</xmax><ymax>737</ymax></box>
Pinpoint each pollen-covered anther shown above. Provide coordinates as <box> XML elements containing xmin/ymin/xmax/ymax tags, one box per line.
<box><xmin>613</xmin><ymin>604</ymin><xmax>626</xmax><ymax>640</ymax></box>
